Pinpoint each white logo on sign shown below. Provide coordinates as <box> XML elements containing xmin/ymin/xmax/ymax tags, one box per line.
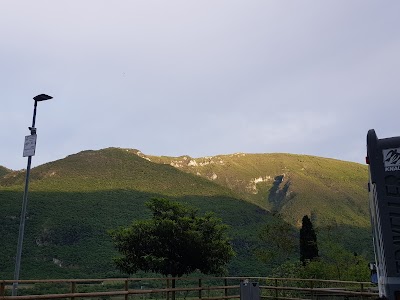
<box><xmin>383</xmin><ymin>148</ymin><xmax>400</xmax><ymax>171</ymax></box>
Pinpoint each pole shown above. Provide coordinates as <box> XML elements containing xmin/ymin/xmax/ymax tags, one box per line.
<box><xmin>12</xmin><ymin>101</ymin><xmax>38</xmax><ymax>296</ymax></box>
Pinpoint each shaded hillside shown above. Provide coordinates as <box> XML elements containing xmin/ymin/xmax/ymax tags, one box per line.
<box><xmin>141</xmin><ymin>152</ymin><xmax>369</xmax><ymax>228</ymax></box>
<box><xmin>0</xmin><ymin>148</ymin><xmax>273</xmax><ymax>279</ymax></box>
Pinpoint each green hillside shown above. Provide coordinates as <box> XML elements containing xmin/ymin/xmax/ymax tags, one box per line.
<box><xmin>141</xmin><ymin>152</ymin><xmax>369</xmax><ymax>228</ymax></box>
<box><xmin>0</xmin><ymin>148</ymin><xmax>273</xmax><ymax>279</ymax></box>
<box><xmin>0</xmin><ymin>148</ymin><xmax>372</xmax><ymax>280</ymax></box>
<box><xmin>0</xmin><ymin>166</ymin><xmax>11</xmax><ymax>177</ymax></box>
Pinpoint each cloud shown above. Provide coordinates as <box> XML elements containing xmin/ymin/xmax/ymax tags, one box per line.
<box><xmin>1</xmin><ymin>1</ymin><xmax>400</xmax><ymax>169</ymax></box>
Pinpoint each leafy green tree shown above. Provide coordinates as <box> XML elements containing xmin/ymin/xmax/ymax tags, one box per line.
<box><xmin>271</xmin><ymin>261</ymin><xmax>302</xmax><ymax>278</ymax></box>
<box><xmin>298</xmin><ymin>241</ymin><xmax>369</xmax><ymax>281</ymax></box>
<box><xmin>109</xmin><ymin>198</ymin><xmax>234</xmax><ymax>294</ymax></box>
<box><xmin>300</xmin><ymin>215</ymin><xmax>318</xmax><ymax>265</ymax></box>
<box><xmin>319</xmin><ymin>241</ymin><xmax>369</xmax><ymax>281</ymax></box>
<box><xmin>256</xmin><ymin>218</ymin><xmax>297</xmax><ymax>266</ymax></box>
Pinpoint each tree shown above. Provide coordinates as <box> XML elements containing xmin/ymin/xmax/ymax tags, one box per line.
<box><xmin>109</xmin><ymin>198</ymin><xmax>235</xmax><ymax>288</ymax></box>
<box><xmin>300</xmin><ymin>215</ymin><xmax>318</xmax><ymax>265</ymax></box>
<box><xmin>256</xmin><ymin>218</ymin><xmax>297</xmax><ymax>265</ymax></box>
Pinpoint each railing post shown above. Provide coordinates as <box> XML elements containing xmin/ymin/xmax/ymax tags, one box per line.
<box><xmin>199</xmin><ymin>279</ymin><xmax>202</xmax><ymax>299</ymax></box>
<box><xmin>274</xmin><ymin>279</ymin><xmax>278</xmax><ymax>300</ymax></box>
<box><xmin>310</xmin><ymin>280</ymin><xmax>314</xmax><ymax>300</ymax></box>
<box><xmin>224</xmin><ymin>278</ymin><xmax>228</xmax><ymax>297</ymax></box>
<box><xmin>166</xmin><ymin>278</ymin><xmax>170</xmax><ymax>300</ymax></box>
<box><xmin>70</xmin><ymin>281</ymin><xmax>76</xmax><ymax>300</ymax></box>
<box><xmin>0</xmin><ymin>282</ymin><xmax>5</xmax><ymax>297</ymax></box>
<box><xmin>172</xmin><ymin>278</ymin><xmax>176</xmax><ymax>300</ymax></box>
<box><xmin>125</xmin><ymin>279</ymin><xmax>129</xmax><ymax>300</ymax></box>
<box><xmin>360</xmin><ymin>282</ymin><xmax>364</xmax><ymax>300</ymax></box>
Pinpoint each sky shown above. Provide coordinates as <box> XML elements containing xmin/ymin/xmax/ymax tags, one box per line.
<box><xmin>1</xmin><ymin>1</ymin><xmax>400</xmax><ymax>170</ymax></box>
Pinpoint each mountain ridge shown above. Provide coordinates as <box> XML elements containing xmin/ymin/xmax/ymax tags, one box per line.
<box><xmin>135</xmin><ymin>150</ymin><xmax>369</xmax><ymax>227</ymax></box>
<box><xmin>1</xmin><ymin>148</ymin><xmax>369</xmax><ymax>227</ymax></box>
<box><xmin>0</xmin><ymin>148</ymin><xmax>371</xmax><ymax>279</ymax></box>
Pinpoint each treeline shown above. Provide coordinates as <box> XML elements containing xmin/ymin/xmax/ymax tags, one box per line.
<box><xmin>256</xmin><ymin>215</ymin><xmax>370</xmax><ymax>281</ymax></box>
<box><xmin>110</xmin><ymin>199</ymin><xmax>370</xmax><ymax>282</ymax></box>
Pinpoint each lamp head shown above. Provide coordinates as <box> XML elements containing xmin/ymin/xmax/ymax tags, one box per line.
<box><xmin>33</xmin><ymin>94</ymin><xmax>53</xmax><ymax>101</ymax></box>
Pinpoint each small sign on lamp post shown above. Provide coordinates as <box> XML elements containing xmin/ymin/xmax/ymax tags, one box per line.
<box><xmin>23</xmin><ymin>134</ymin><xmax>37</xmax><ymax>157</ymax></box>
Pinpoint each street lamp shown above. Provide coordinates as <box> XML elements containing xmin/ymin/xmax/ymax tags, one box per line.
<box><xmin>12</xmin><ymin>94</ymin><xmax>53</xmax><ymax>296</ymax></box>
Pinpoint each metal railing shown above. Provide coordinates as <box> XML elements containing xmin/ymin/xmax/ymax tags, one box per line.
<box><xmin>0</xmin><ymin>277</ymin><xmax>378</xmax><ymax>300</ymax></box>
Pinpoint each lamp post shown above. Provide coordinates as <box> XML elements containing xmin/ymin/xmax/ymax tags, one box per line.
<box><xmin>12</xmin><ymin>94</ymin><xmax>53</xmax><ymax>296</ymax></box>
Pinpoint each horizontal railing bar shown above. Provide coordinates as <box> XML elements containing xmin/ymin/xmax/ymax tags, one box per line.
<box><xmin>129</xmin><ymin>285</ymin><xmax>237</xmax><ymax>294</ymax></box>
<box><xmin>0</xmin><ymin>277</ymin><xmax>379</xmax><ymax>300</ymax></box>
<box><xmin>0</xmin><ymin>289</ymin><xmax>241</xmax><ymax>300</ymax></box>
<box><xmin>0</xmin><ymin>278</ymin><xmax>165</xmax><ymax>284</ymax></box>
<box><xmin>0</xmin><ymin>285</ymin><xmax>239</xmax><ymax>299</ymax></box>
<box><xmin>0</xmin><ymin>290</ymin><xmax>128</xmax><ymax>300</ymax></box>
<box><xmin>262</xmin><ymin>297</ymin><xmax>310</xmax><ymax>300</ymax></box>
<box><xmin>0</xmin><ymin>277</ymin><xmax>375</xmax><ymax>286</ymax></box>
<box><xmin>1</xmin><ymin>277</ymin><xmax>227</xmax><ymax>284</ymax></box>
<box><xmin>260</xmin><ymin>285</ymin><xmax>378</xmax><ymax>296</ymax></box>
<box><xmin>202</xmin><ymin>296</ymin><xmax>240</xmax><ymax>300</ymax></box>
<box><xmin>252</xmin><ymin>277</ymin><xmax>374</xmax><ymax>285</ymax></box>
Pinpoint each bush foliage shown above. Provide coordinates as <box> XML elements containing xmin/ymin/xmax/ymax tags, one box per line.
<box><xmin>110</xmin><ymin>198</ymin><xmax>235</xmax><ymax>277</ymax></box>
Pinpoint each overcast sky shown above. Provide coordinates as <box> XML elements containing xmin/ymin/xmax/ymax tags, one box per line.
<box><xmin>1</xmin><ymin>1</ymin><xmax>399</xmax><ymax>170</ymax></box>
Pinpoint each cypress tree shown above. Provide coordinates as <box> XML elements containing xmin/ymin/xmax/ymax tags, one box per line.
<box><xmin>300</xmin><ymin>215</ymin><xmax>319</xmax><ymax>265</ymax></box>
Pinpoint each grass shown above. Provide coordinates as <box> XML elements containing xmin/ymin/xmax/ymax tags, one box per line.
<box><xmin>0</xmin><ymin>148</ymin><xmax>372</xmax><ymax>280</ymax></box>
<box><xmin>146</xmin><ymin>152</ymin><xmax>369</xmax><ymax>227</ymax></box>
